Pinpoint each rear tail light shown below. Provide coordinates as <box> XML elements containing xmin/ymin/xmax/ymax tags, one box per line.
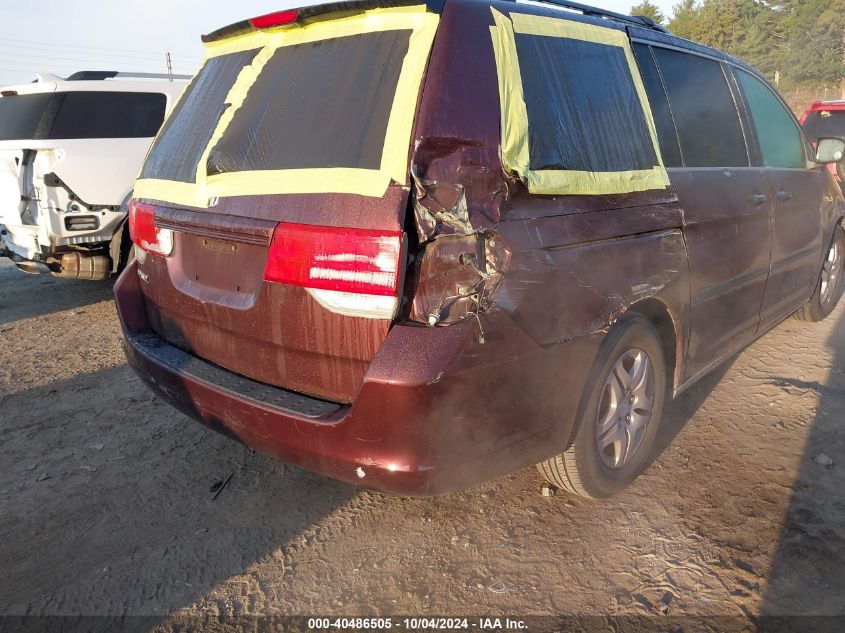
<box><xmin>128</xmin><ymin>200</ymin><xmax>173</xmax><ymax>257</ymax></box>
<box><xmin>264</xmin><ymin>222</ymin><xmax>404</xmax><ymax>319</ymax></box>
<box><xmin>249</xmin><ymin>10</ymin><xmax>298</xmax><ymax>29</ymax></box>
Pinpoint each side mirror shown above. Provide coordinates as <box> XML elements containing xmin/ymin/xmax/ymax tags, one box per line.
<box><xmin>815</xmin><ymin>137</ymin><xmax>845</xmax><ymax>164</ymax></box>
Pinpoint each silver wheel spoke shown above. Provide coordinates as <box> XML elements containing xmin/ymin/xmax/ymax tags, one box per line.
<box><xmin>598</xmin><ymin>376</ymin><xmax>621</xmax><ymax>434</ymax></box>
<box><xmin>614</xmin><ymin>351</ymin><xmax>647</xmax><ymax>392</ymax></box>
<box><xmin>599</xmin><ymin>422</ymin><xmax>627</xmax><ymax>468</ymax></box>
<box><xmin>628</xmin><ymin>409</ymin><xmax>650</xmax><ymax>433</ymax></box>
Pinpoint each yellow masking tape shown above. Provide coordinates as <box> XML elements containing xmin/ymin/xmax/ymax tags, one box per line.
<box><xmin>134</xmin><ymin>178</ymin><xmax>209</xmax><ymax>209</ymax></box>
<box><xmin>136</xmin><ymin>5</ymin><xmax>438</xmax><ymax>207</ymax></box>
<box><xmin>206</xmin><ymin>168</ymin><xmax>393</xmax><ymax>198</ymax></box>
<box><xmin>380</xmin><ymin>13</ymin><xmax>439</xmax><ymax>183</ymax></box>
<box><xmin>195</xmin><ymin>45</ymin><xmax>278</xmax><ymax>186</ymax></box>
<box><xmin>490</xmin><ymin>8</ymin><xmax>670</xmax><ymax>196</ymax></box>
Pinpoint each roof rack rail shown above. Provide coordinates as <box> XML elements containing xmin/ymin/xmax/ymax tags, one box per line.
<box><xmin>516</xmin><ymin>0</ymin><xmax>672</xmax><ymax>34</ymax></box>
<box><xmin>65</xmin><ymin>71</ymin><xmax>192</xmax><ymax>81</ymax></box>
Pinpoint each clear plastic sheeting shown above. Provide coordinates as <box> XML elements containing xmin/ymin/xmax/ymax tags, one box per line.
<box><xmin>489</xmin><ymin>9</ymin><xmax>669</xmax><ymax>196</ymax></box>
<box><xmin>140</xmin><ymin>49</ymin><xmax>260</xmax><ymax>183</ymax></box>
<box><xmin>133</xmin><ymin>5</ymin><xmax>439</xmax><ymax>207</ymax></box>
<box><xmin>207</xmin><ymin>31</ymin><xmax>412</xmax><ymax>174</ymax></box>
<box><xmin>515</xmin><ymin>34</ymin><xmax>659</xmax><ymax>173</ymax></box>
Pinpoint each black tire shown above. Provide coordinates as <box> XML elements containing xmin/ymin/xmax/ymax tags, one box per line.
<box><xmin>537</xmin><ymin>313</ymin><xmax>668</xmax><ymax>498</ymax></box>
<box><xmin>795</xmin><ymin>226</ymin><xmax>845</xmax><ymax>322</ymax></box>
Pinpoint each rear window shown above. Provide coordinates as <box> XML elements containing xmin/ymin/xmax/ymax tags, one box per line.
<box><xmin>132</xmin><ymin>6</ymin><xmax>439</xmax><ymax>206</ymax></box>
<box><xmin>0</xmin><ymin>91</ymin><xmax>166</xmax><ymax>141</ymax></box>
<box><xmin>515</xmin><ymin>33</ymin><xmax>658</xmax><ymax>173</ymax></box>
<box><xmin>803</xmin><ymin>109</ymin><xmax>845</xmax><ymax>141</ymax></box>
<box><xmin>207</xmin><ymin>31</ymin><xmax>412</xmax><ymax>175</ymax></box>
<box><xmin>142</xmin><ymin>30</ymin><xmax>412</xmax><ymax>182</ymax></box>
<box><xmin>141</xmin><ymin>49</ymin><xmax>260</xmax><ymax>183</ymax></box>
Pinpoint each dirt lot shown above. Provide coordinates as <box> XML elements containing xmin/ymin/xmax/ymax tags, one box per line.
<box><xmin>1</xmin><ymin>258</ymin><xmax>843</xmax><ymax>628</ymax></box>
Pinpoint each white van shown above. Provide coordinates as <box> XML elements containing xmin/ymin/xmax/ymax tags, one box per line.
<box><xmin>0</xmin><ymin>71</ymin><xmax>188</xmax><ymax>279</ymax></box>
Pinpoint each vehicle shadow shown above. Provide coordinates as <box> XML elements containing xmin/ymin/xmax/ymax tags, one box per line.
<box><xmin>654</xmin><ymin>356</ymin><xmax>736</xmax><ymax>460</ymax></box>
<box><xmin>0</xmin><ymin>362</ymin><xmax>354</xmax><ymax>621</ymax></box>
<box><xmin>760</xmin><ymin>307</ymin><xmax>845</xmax><ymax>619</ymax></box>
<box><xmin>0</xmin><ymin>259</ymin><xmax>116</xmax><ymax>325</ymax></box>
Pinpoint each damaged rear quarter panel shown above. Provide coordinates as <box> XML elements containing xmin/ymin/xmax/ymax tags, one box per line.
<box><xmin>494</xmin><ymin>198</ymin><xmax>689</xmax><ymax>359</ymax></box>
<box><xmin>407</xmin><ymin>0</ymin><xmax>690</xmax><ymax>374</ymax></box>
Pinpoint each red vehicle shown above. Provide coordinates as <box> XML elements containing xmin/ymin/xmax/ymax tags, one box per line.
<box><xmin>115</xmin><ymin>0</ymin><xmax>845</xmax><ymax>497</ymax></box>
<box><xmin>801</xmin><ymin>100</ymin><xmax>845</xmax><ymax>187</ymax></box>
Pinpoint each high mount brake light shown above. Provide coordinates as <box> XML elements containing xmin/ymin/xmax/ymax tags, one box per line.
<box><xmin>249</xmin><ymin>10</ymin><xmax>299</xmax><ymax>29</ymax></box>
<box><xmin>128</xmin><ymin>200</ymin><xmax>173</xmax><ymax>257</ymax></box>
<box><xmin>264</xmin><ymin>222</ymin><xmax>404</xmax><ymax>319</ymax></box>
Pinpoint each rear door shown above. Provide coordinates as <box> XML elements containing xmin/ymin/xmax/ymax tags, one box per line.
<box><xmin>130</xmin><ymin>6</ymin><xmax>438</xmax><ymax>403</ymax></box>
<box><xmin>633</xmin><ymin>44</ymin><xmax>772</xmax><ymax>380</ymax></box>
<box><xmin>733</xmin><ymin>68</ymin><xmax>826</xmax><ymax>325</ymax></box>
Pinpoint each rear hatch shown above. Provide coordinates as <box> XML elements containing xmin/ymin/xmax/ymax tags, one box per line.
<box><xmin>0</xmin><ymin>90</ymin><xmax>58</xmax><ymax>257</ymax></box>
<box><xmin>130</xmin><ymin>3</ymin><xmax>439</xmax><ymax>403</ymax></box>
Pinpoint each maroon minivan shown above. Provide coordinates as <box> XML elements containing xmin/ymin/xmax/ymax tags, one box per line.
<box><xmin>115</xmin><ymin>0</ymin><xmax>845</xmax><ymax>497</ymax></box>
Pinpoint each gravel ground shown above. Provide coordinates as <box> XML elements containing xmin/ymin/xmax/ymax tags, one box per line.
<box><xmin>1</xmin><ymin>258</ymin><xmax>843</xmax><ymax>627</ymax></box>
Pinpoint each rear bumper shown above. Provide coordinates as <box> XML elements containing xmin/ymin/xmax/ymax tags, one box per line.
<box><xmin>115</xmin><ymin>260</ymin><xmax>600</xmax><ymax>495</ymax></box>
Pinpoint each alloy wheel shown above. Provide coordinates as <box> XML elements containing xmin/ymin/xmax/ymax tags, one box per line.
<box><xmin>595</xmin><ymin>348</ymin><xmax>655</xmax><ymax>469</ymax></box>
<box><xmin>820</xmin><ymin>239</ymin><xmax>841</xmax><ymax>305</ymax></box>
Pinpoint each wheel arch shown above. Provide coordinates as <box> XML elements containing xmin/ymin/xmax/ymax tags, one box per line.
<box><xmin>626</xmin><ymin>298</ymin><xmax>683</xmax><ymax>393</ymax></box>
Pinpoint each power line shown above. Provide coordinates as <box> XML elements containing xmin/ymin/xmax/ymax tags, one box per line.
<box><xmin>0</xmin><ymin>35</ymin><xmax>197</xmax><ymax>59</ymax></box>
<box><xmin>0</xmin><ymin>42</ymin><xmax>198</xmax><ymax>64</ymax></box>
<box><xmin>0</xmin><ymin>48</ymin><xmax>200</xmax><ymax>67</ymax></box>
<box><xmin>0</xmin><ymin>56</ymin><xmax>197</xmax><ymax>70</ymax></box>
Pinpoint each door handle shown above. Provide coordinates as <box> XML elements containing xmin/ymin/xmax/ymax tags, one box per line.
<box><xmin>775</xmin><ymin>190</ymin><xmax>793</xmax><ymax>201</ymax></box>
<box><xmin>749</xmin><ymin>193</ymin><xmax>769</xmax><ymax>205</ymax></box>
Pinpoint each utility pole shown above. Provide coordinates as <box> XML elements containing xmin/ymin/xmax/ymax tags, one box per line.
<box><xmin>166</xmin><ymin>51</ymin><xmax>173</xmax><ymax>82</ymax></box>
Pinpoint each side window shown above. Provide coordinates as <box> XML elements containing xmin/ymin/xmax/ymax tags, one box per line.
<box><xmin>653</xmin><ymin>48</ymin><xmax>749</xmax><ymax>168</ymax></box>
<box><xmin>48</xmin><ymin>92</ymin><xmax>167</xmax><ymax>139</ymax></box>
<box><xmin>632</xmin><ymin>43</ymin><xmax>682</xmax><ymax>168</ymax></box>
<box><xmin>735</xmin><ymin>69</ymin><xmax>806</xmax><ymax>169</ymax></box>
<box><xmin>489</xmin><ymin>10</ymin><xmax>669</xmax><ymax>196</ymax></box>
<box><xmin>515</xmin><ymin>33</ymin><xmax>659</xmax><ymax>174</ymax></box>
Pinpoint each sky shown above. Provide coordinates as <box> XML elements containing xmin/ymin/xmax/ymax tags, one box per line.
<box><xmin>0</xmin><ymin>0</ymin><xmax>675</xmax><ymax>86</ymax></box>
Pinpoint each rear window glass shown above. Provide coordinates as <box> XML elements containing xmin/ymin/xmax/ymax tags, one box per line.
<box><xmin>653</xmin><ymin>48</ymin><xmax>749</xmax><ymax>168</ymax></box>
<box><xmin>141</xmin><ymin>49</ymin><xmax>259</xmax><ymax>183</ymax></box>
<box><xmin>206</xmin><ymin>30</ymin><xmax>412</xmax><ymax>175</ymax></box>
<box><xmin>514</xmin><ymin>33</ymin><xmax>658</xmax><ymax>173</ymax></box>
<box><xmin>803</xmin><ymin>109</ymin><xmax>845</xmax><ymax>141</ymax></box>
<box><xmin>0</xmin><ymin>91</ymin><xmax>165</xmax><ymax>141</ymax></box>
<box><xmin>0</xmin><ymin>93</ymin><xmax>57</xmax><ymax>141</ymax></box>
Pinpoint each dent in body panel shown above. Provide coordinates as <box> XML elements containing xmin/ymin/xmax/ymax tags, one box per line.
<box><xmin>406</xmin><ymin>0</ymin><xmax>687</xmax><ymax>352</ymax></box>
<box><xmin>495</xmin><ymin>224</ymin><xmax>688</xmax><ymax>346</ymax></box>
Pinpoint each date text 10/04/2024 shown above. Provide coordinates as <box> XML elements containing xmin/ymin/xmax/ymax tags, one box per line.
<box><xmin>307</xmin><ymin>618</ymin><xmax>528</xmax><ymax>630</ymax></box>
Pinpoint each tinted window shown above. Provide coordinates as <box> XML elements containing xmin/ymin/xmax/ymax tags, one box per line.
<box><xmin>654</xmin><ymin>48</ymin><xmax>748</xmax><ymax>167</ymax></box>
<box><xmin>736</xmin><ymin>70</ymin><xmax>805</xmax><ymax>169</ymax></box>
<box><xmin>0</xmin><ymin>91</ymin><xmax>164</xmax><ymax>141</ymax></box>
<box><xmin>802</xmin><ymin>109</ymin><xmax>845</xmax><ymax>141</ymax></box>
<box><xmin>141</xmin><ymin>49</ymin><xmax>260</xmax><ymax>183</ymax></box>
<box><xmin>0</xmin><ymin>93</ymin><xmax>57</xmax><ymax>141</ymax></box>
<box><xmin>207</xmin><ymin>30</ymin><xmax>411</xmax><ymax>174</ymax></box>
<box><xmin>632</xmin><ymin>43</ymin><xmax>682</xmax><ymax>168</ymax></box>
<box><xmin>48</xmin><ymin>92</ymin><xmax>166</xmax><ymax>139</ymax></box>
<box><xmin>514</xmin><ymin>33</ymin><xmax>658</xmax><ymax>173</ymax></box>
